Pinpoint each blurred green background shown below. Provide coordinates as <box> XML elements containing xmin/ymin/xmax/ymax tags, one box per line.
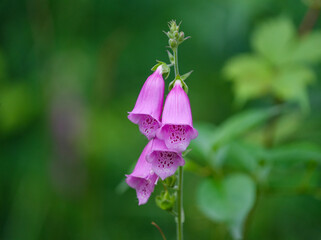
<box><xmin>1</xmin><ymin>0</ymin><xmax>321</xmax><ymax>239</ymax></box>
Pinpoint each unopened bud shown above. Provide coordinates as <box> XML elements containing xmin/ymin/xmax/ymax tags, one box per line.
<box><xmin>170</xmin><ymin>24</ymin><xmax>176</xmax><ymax>32</ymax></box>
<box><xmin>169</xmin><ymin>39</ymin><xmax>177</xmax><ymax>48</ymax></box>
<box><xmin>179</xmin><ymin>32</ymin><xmax>185</xmax><ymax>42</ymax></box>
<box><xmin>174</xmin><ymin>31</ymin><xmax>179</xmax><ymax>38</ymax></box>
<box><xmin>155</xmin><ymin>191</ymin><xmax>176</xmax><ymax>211</ymax></box>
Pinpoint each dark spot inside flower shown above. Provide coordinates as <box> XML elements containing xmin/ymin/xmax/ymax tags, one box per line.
<box><xmin>139</xmin><ymin>115</ymin><xmax>160</xmax><ymax>138</ymax></box>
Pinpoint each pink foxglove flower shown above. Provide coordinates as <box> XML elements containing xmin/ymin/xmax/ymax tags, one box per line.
<box><xmin>146</xmin><ymin>138</ymin><xmax>185</xmax><ymax>180</ymax></box>
<box><xmin>157</xmin><ymin>80</ymin><xmax>198</xmax><ymax>152</ymax></box>
<box><xmin>128</xmin><ymin>66</ymin><xmax>165</xmax><ymax>140</ymax></box>
<box><xmin>126</xmin><ymin>141</ymin><xmax>159</xmax><ymax>205</ymax></box>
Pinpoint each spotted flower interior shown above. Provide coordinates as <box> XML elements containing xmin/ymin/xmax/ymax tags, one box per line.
<box><xmin>138</xmin><ymin>115</ymin><xmax>161</xmax><ymax>140</ymax></box>
<box><xmin>147</xmin><ymin>150</ymin><xmax>184</xmax><ymax>180</ymax></box>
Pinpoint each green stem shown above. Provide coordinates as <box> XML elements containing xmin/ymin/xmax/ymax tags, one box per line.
<box><xmin>172</xmin><ymin>42</ymin><xmax>183</xmax><ymax>240</ymax></box>
<box><xmin>173</xmin><ymin>48</ymin><xmax>179</xmax><ymax>77</ymax></box>
<box><xmin>176</xmin><ymin>166</ymin><xmax>184</xmax><ymax>240</ymax></box>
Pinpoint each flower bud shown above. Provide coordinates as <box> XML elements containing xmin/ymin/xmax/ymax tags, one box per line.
<box><xmin>174</xmin><ymin>31</ymin><xmax>179</xmax><ymax>38</ymax></box>
<box><xmin>156</xmin><ymin>191</ymin><xmax>176</xmax><ymax>211</ymax></box>
<box><xmin>169</xmin><ymin>39</ymin><xmax>177</xmax><ymax>48</ymax></box>
<box><xmin>179</xmin><ymin>32</ymin><xmax>185</xmax><ymax>42</ymax></box>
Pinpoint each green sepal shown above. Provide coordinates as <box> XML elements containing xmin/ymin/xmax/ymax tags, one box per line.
<box><xmin>151</xmin><ymin>61</ymin><xmax>171</xmax><ymax>79</ymax></box>
<box><xmin>155</xmin><ymin>190</ymin><xmax>176</xmax><ymax>211</ymax></box>
<box><xmin>181</xmin><ymin>80</ymin><xmax>189</xmax><ymax>93</ymax></box>
<box><xmin>181</xmin><ymin>70</ymin><xmax>193</xmax><ymax>81</ymax></box>
<box><xmin>168</xmin><ymin>79</ymin><xmax>176</xmax><ymax>91</ymax></box>
<box><xmin>167</xmin><ymin>50</ymin><xmax>175</xmax><ymax>64</ymax></box>
<box><xmin>168</xmin><ymin>76</ymin><xmax>189</xmax><ymax>94</ymax></box>
<box><xmin>163</xmin><ymin>175</ymin><xmax>177</xmax><ymax>188</ymax></box>
<box><xmin>151</xmin><ymin>61</ymin><xmax>162</xmax><ymax>71</ymax></box>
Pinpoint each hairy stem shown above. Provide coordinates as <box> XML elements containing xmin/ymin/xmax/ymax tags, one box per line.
<box><xmin>173</xmin><ymin>48</ymin><xmax>180</xmax><ymax>77</ymax></box>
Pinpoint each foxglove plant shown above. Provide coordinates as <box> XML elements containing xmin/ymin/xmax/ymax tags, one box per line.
<box><xmin>126</xmin><ymin>20</ymin><xmax>196</xmax><ymax>240</ymax></box>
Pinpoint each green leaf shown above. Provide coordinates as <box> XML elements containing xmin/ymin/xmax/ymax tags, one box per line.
<box><xmin>212</xmin><ymin>108</ymin><xmax>279</xmax><ymax>147</ymax></box>
<box><xmin>292</xmin><ymin>31</ymin><xmax>321</xmax><ymax>64</ymax></box>
<box><xmin>269</xmin><ymin>142</ymin><xmax>321</xmax><ymax>165</ymax></box>
<box><xmin>224</xmin><ymin>54</ymin><xmax>273</xmax><ymax>104</ymax></box>
<box><xmin>272</xmin><ymin>65</ymin><xmax>315</xmax><ymax>111</ymax></box>
<box><xmin>189</xmin><ymin>122</ymin><xmax>217</xmax><ymax>162</ymax></box>
<box><xmin>197</xmin><ymin>174</ymin><xmax>256</xmax><ymax>239</ymax></box>
<box><xmin>274</xmin><ymin>111</ymin><xmax>303</xmax><ymax>144</ymax></box>
<box><xmin>252</xmin><ymin>17</ymin><xmax>296</xmax><ymax>65</ymax></box>
<box><xmin>0</xmin><ymin>83</ymin><xmax>39</xmax><ymax>134</ymax></box>
<box><xmin>219</xmin><ymin>142</ymin><xmax>258</xmax><ymax>173</ymax></box>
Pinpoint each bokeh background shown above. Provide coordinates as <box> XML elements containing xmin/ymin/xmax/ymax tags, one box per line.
<box><xmin>1</xmin><ymin>0</ymin><xmax>321</xmax><ymax>239</ymax></box>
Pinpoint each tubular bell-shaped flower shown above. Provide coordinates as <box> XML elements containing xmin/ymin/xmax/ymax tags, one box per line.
<box><xmin>128</xmin><ymin>66</ymin><xmax>165</xmax><ymax>140</ymax></box>
<box><xmin>126</xmin><ymin>140</ymin><xmax>159</xmax><ymax>205</ymax></box>
<box><xmin>146</xmin><ymin>138</ymin><xmax>185</xmax><ymax>180</ymax></box>
<box><xmin>157</xmin><ymin>80</ymin><xmax>198</xmax><ymax>152</ymax></box>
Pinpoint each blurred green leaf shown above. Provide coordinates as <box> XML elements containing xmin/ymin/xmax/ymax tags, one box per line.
<box><xmin>292</xmin><ymin>31</ymin><xmax>321</xmax><ymax>63</ymax></box>
<box><xmin>217</xmin><ymin>141</ymin><xmax>258</xmax><ymax>173</ymax></box>
<box><xmin>269</xmin><ymin>142</ymin><xmax>321</xmax><ymax>165</ymax></box>
<box><xmin>252</xmin><ymin>17</ymin><xmax>295</xmax><ymax>65</ymax></box>
<box><xmin>225</xmin><ymin>17</ymin><xmax>319</xmax><ymax>109</ymax></box>
<box><xmin>197</xmin><ymin>174</ymin><xmax>256</xmax><ymax>240</ymax></box>
<box><xmin>189</xmin><ymin>123</ymin><xmax>217</xmax><ymax>162</ymax></box>
<box><xmin>274</xmin><ymin>111</ymin><xmax>303</xmax><ymax>144</ymax></box>
<box><xmin>0</xmin><ymin>83</ymin><xmax>39</xmax><ymax>134</ymax></box>
<box><xmin>272</xmin><ymin>65</ymin><xmax>315</xmax><ymax>111</ymax></box>
<box><xmin>224</xmin><ymin>54</ymin><xmax>273</xmax><ymax>104</ymax></box>
<box><xmin>212</xmin><ymin>108</ymin><xmax>279</xmax><ymax>147</ymax></box>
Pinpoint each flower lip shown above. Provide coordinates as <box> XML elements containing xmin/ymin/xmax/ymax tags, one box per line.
<box><xmin>126</xmin><ymin>173</ymin><xmax>158</xmax><ymax>205</ymax></box>
<box><xmin>146</xmin><ymin>138</ymin><xmax>185</xmax><ymax>180</ymax></box>
<box><xmin>157</xmin><ymin>123</ymin><xmax>198</xmax><ymax>152</ymax></box>
<box><xmin>128</xmin><ymin>113</ymin><xmax>161</xmax><ymax>140</ymax></box>
<box><xmin>125</xmin><ymin>140</ymin><xmax>159</xmax><ymax>205</ymax></box>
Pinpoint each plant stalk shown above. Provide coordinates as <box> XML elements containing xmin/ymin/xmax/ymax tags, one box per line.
<box><xmin>172</xmin><ymin>44</ymin><xmax>183</xmax><ymax>240</ymax></box>
<box><xmin>173</xmin><ymin>48</ymin><xmax>180</xmax><ymax>77</ymax></box>
<box><xmin>176</xmin><ymin>166</ymin><xmax>184</xmax><ymax>240</ymax></box>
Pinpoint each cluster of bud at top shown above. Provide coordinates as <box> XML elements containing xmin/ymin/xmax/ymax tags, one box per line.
<box><xmin>164</xmin><ymin>20</ymin><xmax>188</xmax><ymax>49</ymax></box>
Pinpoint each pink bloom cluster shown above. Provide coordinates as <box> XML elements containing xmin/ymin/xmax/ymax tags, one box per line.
<box><xmin>126</xmin><ymin>66</ymin><xmax>198</xmax><ymax>205</ymax></box>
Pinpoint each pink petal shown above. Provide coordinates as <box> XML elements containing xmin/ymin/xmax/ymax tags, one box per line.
<box><xmin>146</xmin><ymin>138</ymin><xmax>185</xmax><ymax>180</ymax></box>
